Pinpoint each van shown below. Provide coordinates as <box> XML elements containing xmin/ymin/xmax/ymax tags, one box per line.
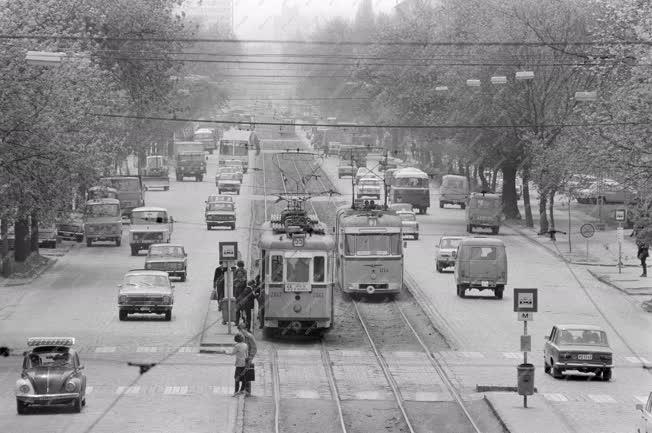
<box><xmin>465</xmin><ymin>192</ymin><xmax>503</xmax><ymax>234</ymax></box>
<box><xmin>454</xmin><ymin>237</ymin><xmax>507</xmax><ymax>299</ymax></box>
<box><xmin>439</xmin><ymin>175</ymin><xmax>469</xmax><ymax>209</ymax></box>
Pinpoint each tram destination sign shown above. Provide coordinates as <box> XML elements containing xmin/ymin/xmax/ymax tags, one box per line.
<box><xmin>513</xmin><ymin>288</ymin><xmax>538</xmax><ymax>313</ymax></box>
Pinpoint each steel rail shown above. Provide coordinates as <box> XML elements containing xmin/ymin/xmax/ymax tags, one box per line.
<box><xmin>352</xmin><ymin>301</ymin><xmax>417</xmax><ymax>433</ymax></box>
<box><xmin>396</xmin><ymin>306</ymin><xmax>484</xmax><ymax>433</ymax></box>
<box><xmin>270</xmin><ymin>345</ymin><xmax>281</xmax><ymax>433</ymax></box>
<box><xmin>319</xmin><ymin>341</ymin><xmax>349</xmax><ymax>433</ymax></box>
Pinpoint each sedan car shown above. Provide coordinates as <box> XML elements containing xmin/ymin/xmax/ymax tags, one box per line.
<box><xmin>435</xmin><ymin>236</ymin><xmax>463</xmax><ymax>272</ymax></box>
<box><xmin>56</xmin><ymin>213</ymin><xmax>84</xmax><ymax>242</ymax></box>
<box><xmin>206</xmin><ymin>194</ymin><xmax>233</xmax><ymax>204</ymax></box>
<box><xmin>543</xmin><ymin>324</ymin><xmax>614</xmax><ymax>380</ymax></box>
<box><xmin>217</xmin><ymin>165</ymin><xmax>243</xmax><ymax>182</ymax></box>
<box><xmin>216</xmin><ymin>172</ymin><xmax>241</xmax><ymax>195</ymax></box>
<box><xmin>118</xmin><ymin>270</ymin><xmax>174</xmax><ymax>321</ymax></box>
<box><xmin>37</xmin><ymin>225</ymin><xmax>60</xmax><ymax>249</ymax></box>
<box><xmin>145</xmin><ymin>244</ymin><xmax>187</xmax><ymax>281</ymax></box>
<box><xmin>397</xmin><ymin>210</ymin><xmax>419</xmax><ymax>240</ymax></box>
<box><xmin>576</xmin><ymin>179</ymin><xmax>637</xmax><ymax>204</ymax></box>
<box><xmin>205</xmin><ymin>201</ymin><xmax>236</xmax><ymax>230</ymax></box>
<box><xmin>15</xmin><ymin>337</ymin><xmax>86</xmax><ymax>414</ymax></box>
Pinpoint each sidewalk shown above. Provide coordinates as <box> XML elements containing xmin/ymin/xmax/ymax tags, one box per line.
<box><xmin>484</xmin><ymin>393</ymin><xmax>575</xmax><ymax>433</ymax></box>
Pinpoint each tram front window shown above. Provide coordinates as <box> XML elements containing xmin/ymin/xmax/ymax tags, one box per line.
<box><xmin>271</xmin><ymin>255</ymin><xmax>283</xmax><ymax>282</ymax></box>
<box><xmin>345</xmin><ymin>234</ymin><xmax>401</xmax><ymax>256</ymax></box>
<box><xmin>313</xmin><ymin>256</ymin><xmax>325</xmax><ymax>282</ymax></box>
<box><xmin>286</xmin><ymin>258</ymin><xmax>310</xmax><ymax>282</ymax></box>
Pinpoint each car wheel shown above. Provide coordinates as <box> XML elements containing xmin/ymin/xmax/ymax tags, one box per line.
<box><xmin>544</xmin><ymin>360</ymin><xmax>551</xmax><ymax>374</ymax></box>
<box><xmin>199</xmin><ymin>175</ymin><xmax>204</xmax><ymax>182</ymax></box>
<box><xmin>457</xmin><ymin>285</ymin><xmax>466</xmax><ymax>298</ymax></box>
<box><xmin>460</xmin><ymin>203</ymin><xmax>466</xmax><ymax>210</ymax></box>
<box><xmin>16</xmin><ymin>399</ymin><xmax>27</xmax><ymax>415</ymax></box>
<box><xmin>414</xmin><ymin>234</ymin><xmax>419</xmax><ymax>240</ymax></box>
<box><xmin>164</xmin><ymin>311</ymin><xmax>172</xmax><ymax>321</ymax></box>
<box><xmin>492</xmin><ymin>226</ymin><xmax>499</xmax><ymax>235</ymax></box>
<box><xmin>119</xmin><ymin>310</ymin><xmax>128</xmax><ymax>321</ymax></box>
<box><xmin>601</xmin><ymin>368</ymin><xmax>612</xmax><ymax>381</ymax></box>
<box><xmin>130</xmin><ymin>246</ymin><xmax>138</xmax><ymax>256</ymax></box>
<box><xmin>436</xmin><ymin>262</ymin><xmax>442</xmax><ymax>273</ymax></box>
<box><xmin>466</xmin><ymin>224</ymin><xmax>472</xmax><ymax>233</ymax></box>
<box><xmin>231</xmin><ymin>224</ymin><xmax>236</xmax><ymax>230</ymax></box>
<box><xmin>552</xmin><ymin>364</ymin><xmax>563</xmax><ymax>379</ymax></box>
<box><xmin>494</xmin><ymin>286</ymin><xmax>504</xmax><ymax>299</ymax></box>
<box><xmin>86</xmin><ymin>238</ymin><xmax>92</xmax><ymax>247</ymax></box>
<box><xmin>179</xmin><ymin>274</ymin><xmax>186</xmax><ymax>282</ymax></box>
<box><xmin>206</xmin><ymin>224</ymin><xmax>211</xmax><ymax>230</ymax></box>
<box><xmin>439</xmin><ymin>202</ymin><xmax>444</xmax><ymax>208</ymax></box>
<box><xmin>73</xmin><ymin>397</ymin><xmax>82</xmax><ymax>413</ymax></box>
<box><xmin>116</xmin><ymin>238</ymin><xmax>121</xmax><ymax>247</ymax></box>
<box><xmin>82</xmin><ymin>397</ymin><xmax>86</xmax><ymax>407</ymax></box>
<box><xmin>76</xmin><ymin>235</ymin><xmax>84</xmax><ymax>243</ymax></box>
<box><xmin>163</xmin><ymin>186</ymin><xmax>169</xmax><ymax>191</ymax></box>
<box><xmin>217</xmin><ymin>190</ymin><xmax>221</xmax><ymax>194</ymax></box>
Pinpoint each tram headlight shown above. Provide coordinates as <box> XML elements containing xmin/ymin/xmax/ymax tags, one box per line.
<box><xmin>293</xmin><ymin>304</ymin><xmax>302</xmax><ymax>313</ymax></box>
<box><xmin>370</xmin><ymin>272</ymin><xmax>377</xmax><ymax>280</ymax></box>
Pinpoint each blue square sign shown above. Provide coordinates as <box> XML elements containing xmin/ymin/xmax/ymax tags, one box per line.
<box><xmin>219</xmin><ymin>242</ymin><xmax>238</xmax><ymax>261</ymax></box>
<box><xmin>513</xmin><ymin>288</ymin><xmax>538</xmax><ymax>312</ymax></box>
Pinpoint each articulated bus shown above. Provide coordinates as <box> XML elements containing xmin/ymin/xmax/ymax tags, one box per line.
<box><xmin>258</xmin><ymin>198</ymin><xmax>335</xmax><ymax>337</ymax></box>
<box><xmin>335</xmin><ymin>202</ymin><xmax>404</xmax><ymax>297</ymax></box>
<box><xmin>388</xmin><ymin>167</ymin><xmax>431</xmax><ymax>214</ymax></box>
<box><xmin>217</xmin><ymin>129</ymin><xmax>260</xmax><ymax>173</ymax></box>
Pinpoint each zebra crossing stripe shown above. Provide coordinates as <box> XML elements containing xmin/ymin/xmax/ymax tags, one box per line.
<box><xmin>636</xmin><ymin>396</ymin><xmax>648</xmax><ymax>404</ymax></box>
<box><xmin>502</xmin><ymin>352</ymin><xmax>522</xmax><ymax>359</ymax></box>
<box><xmin>588</xmin><ymin>394</ymin><xmax>617</xmax><ymax>403</ymax></box>
<box><xmin>85</xmin><ymin>386</ymin><xmax>93</xmax><ymax>395</ymax></box>
<box><xmin>178</xmin><ymin>347</ymin><xmax>197</xmax><ymax>353</ymax></box>
<box><xmin>116</xmin><ymin>386</ymin><xmax>140</xmax><ymax>394</ymax></box>
<box><xmin>164</xmin><ymin>386</ymin><xmax>188</xmax><ymax>395</ymax></box>
<box><xmin>213</xmin><ymin>386</ymin><xmax>232</xmax><ymax>395</ymax></box>
<box><xmin>459</xmin><ymin>352</ymin><xmax>485</xmax><ymax>358</ymax></box>
<box><xmin>543</xmin><ymin>393</ymin><xmax>568</xmax><ymax>402</ymax></box>
<box><xmin>95</xmin><ymin>346</ymin><xmax>116</xmax><ymax>353</ymax></box>
<box><xmin>294</xmin><ymin>390</ymin><xmax>321</xmax><ymax>399</ymax></box>
<box><xmin>136</xmin><ymin>346</ymin><xmax>157</xmax><ymax>353</ymax></box>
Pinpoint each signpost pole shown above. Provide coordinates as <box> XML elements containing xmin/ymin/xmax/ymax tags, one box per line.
<box><xmin>618</xmin><ymin>222</ymin><xmax>623</xmax><ymax>274</ymax></box>
<box><xmin>568</xmin><ymin>196</ymin><xmax>572</xmax><ymax>253</ymax></box>
<box><xmin>226</xmin><ymin>263</ymin><xmax>233</xmax><ymax>335</ymax></box>
<box><xmin>586</xmin><ymin>239</ymin><xmax>589</xmax><ymax>262</ymax></box>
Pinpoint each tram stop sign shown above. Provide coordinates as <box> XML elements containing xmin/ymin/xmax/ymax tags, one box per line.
<box><xmin>513</xmin><ymin>288</ymin><xmax>538</xmax><ymax>313</ymax></box>
<box><xmin>219</xmin><ymin>242</ymin><xmax>238</xmax><ymax>262</ymax></box>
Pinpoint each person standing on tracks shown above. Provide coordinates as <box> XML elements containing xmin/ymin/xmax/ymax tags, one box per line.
<box><xmin>237</xmin><ymin>322</ymin><xmax>257</xmax><ymax>396</ymax></box>
<box><xmin>233</xmin><ymin>260</ymin><xmax>248</xmax><ymax>325</ymax></box>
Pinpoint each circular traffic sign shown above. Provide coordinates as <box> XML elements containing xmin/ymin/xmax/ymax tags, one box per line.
<box><xmin>580</xmin><ymin>223</ymin><xmax>595</xmax><ymax>239</ymax></box>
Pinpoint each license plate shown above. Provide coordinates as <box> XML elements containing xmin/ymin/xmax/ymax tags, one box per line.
<box><xmin>286</xmin><ymin>283</ymin><xmax>311</xmax><ymax>292</ymax></box>
<box><xmin>481</xmin><ymin>281</ymin><xmax>489</xmax><ymax>287</ymax></box>
<box><xmin>577</xmin><ymin>354</ymin><xmax>592</xmax><ymax>360</ymax></box>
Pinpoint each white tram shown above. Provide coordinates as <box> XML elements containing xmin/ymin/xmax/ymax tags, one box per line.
<box><xmin>335</xmin><ymin>201</ymin><xmax>404</xmax><ymax>296</ymax></box>
<box><xmin>258</xmin><ymin>198</ymin><xmax>335</xmax><ymax>336</ymax></box>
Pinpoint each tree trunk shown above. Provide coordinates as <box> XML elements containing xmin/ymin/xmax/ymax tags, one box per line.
<box><xmin>478</xmin><ymin>165</ymin><xmax>488</xmax><ymax>190</ymax></box>
<box><xmin>548</xmin><ymin>190</ymin><xmax>556</xmax><ymax>231</ymax></box>
<box><xmin>14</xmin><ymin>217</ymin><xmax>30</xmax><ymax>262</ymax></box>
<box><xmin>522</xmin><ymin>167</ymin><xmax>534</xmax><ymax>228</ymax></box>
<box><xmin>491</xmin><ymin>169</ymin><xmax>498</xmax><ymax>191</ymax></box>
<box><xmin>30</xmin><ymin>212</ymin><xmax>39</xmax><ymax>253</ymax></box>
<box><xmin>1</xmin><ymin>219</ymin><xmax>9</xmax><ymax>277</ymax></box>
<box><xmin>538</xmin><ymin>192</ymin><xmax>549</xmax><ymax>235</ymax></box>
<box><xmin>501</xmin><ymin>165</ymin><xmax>521</xmax><ymax>219</ymax></box>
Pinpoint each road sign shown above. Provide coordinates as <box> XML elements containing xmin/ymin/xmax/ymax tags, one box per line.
<box><xmin>580</xmin><ymin>223</ymin><xmax>595</xmax><ymax>239</ymax></box>
<box><xmin>219</xmin><ymin>242</ymin><xmax>238</xmax><ymax>262</ymax></box>
<box><xmin>517</xmin><ymin>311</ymin><xmax>534</xmax><ymax>321</ymax></box>
<box><xmin>513</xmin><ymin>288</ymin><xmax>538</xmax><ymax>312</ymax></box>
<box><xmin>615</xmin><ymin>208</ymin><xmax>626</xmax><ymax>222</ymax></box>
<box><xmin>617</xmin><ymin>227</ymin><xmax>624</xmax><ymax>243</ymax></box>
<box><xmin>520</xmin><ymin>335</ymin><xmax>532</xmax><ymax>351</ymax></box>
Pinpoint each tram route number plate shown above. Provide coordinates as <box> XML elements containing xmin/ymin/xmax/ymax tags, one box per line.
<box><xmin>285</xmin><ymin>283</ymin><xmax>311</xmax><ymax>292</ymax></box>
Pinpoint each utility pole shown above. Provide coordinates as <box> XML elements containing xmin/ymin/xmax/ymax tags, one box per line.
<box><xmin>384</xmin><ymin>149</ymin><xmax>389</xmax><ymax>209</ymax></box>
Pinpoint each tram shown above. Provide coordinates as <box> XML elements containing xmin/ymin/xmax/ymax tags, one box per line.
<box><xmin>335</xmin><ymin>200</ymin><xmax>404</xmax><ymax>297</ymax></box>
<box><xmin>258</xmin><ymin>196</ymin><xmax>335</xmax><ymax>337</ymax></box>
<box><xmin>387</xmin><ymin>167</ymin><xmax>431</xmax><ymax>214</ymax></box>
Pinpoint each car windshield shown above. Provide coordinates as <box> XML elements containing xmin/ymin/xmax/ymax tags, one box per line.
<box><xmin>557</xmin><ymin>329</ymin><xmax>609</xmax><ymax>346</ymax></box>
<box><xmin>85</xmin><ymin>204</ymin><xmax>120</xmax><ymax>217</ymax></box>
<box><xmin>27</xmin><ymin>348</ymin><xmax>73</xmax><ymax>368</ymax></box>
<box><xmin>219</xmin><ymin>173</ymin><xmax>239</xmax><ymax>181</ymax></box>
<box><xmin>207</xmin><ymin>203</ymin><xmax>234</xmax><ymax>211</ymax></box>
<box><xmin>124</xmin><ymin>274</ymin><xmax>169</xmax><ymax>287</ymax></box>
<box><xmin>471</xmin><ymin>197</ymin><xmax>500</xmax><ymax>208</ymax></box>
<box><xmin>132</xmin><ymin>211</ymin><xmax>168</xmax><ymax>224</ymax></box>
<box><xmin>443</xmin><ymin>178</ymin><xmax>466</xmax><ymax>190</ymax></box>
<box><xmin>399</xmin><ymin>213</ymin><xmax>416</xmax><ymax>221</ymax></box>
<box><xmin>394</xmin><ymin>177</ymin><xmax>428</xmax><ymax>188</ymax></box>
<box><xmin>220</xmin><ymin>141</ymin><xmax>248</xmax><ymax>156</ymax></box>
<box><xmin>208</xmin><ymin>196</ymin><xmax>231</xmax><ymax>203</ymax></box>
<box><xmin>148</xmin><ymin>246</ymin><xmax>183</xmax><ymax>257</ymax></box>
<box><xmin>440</xmin><ymin>238</ymin><xmax>461</xmax><ymax>249</ymax></box>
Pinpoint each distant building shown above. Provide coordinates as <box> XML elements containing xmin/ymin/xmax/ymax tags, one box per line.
<box><xmin>394</xmin><ymin>0</ymin><xmax>439</xmax><ymax>18</ymax></box>
<box><xmin>182</xmin><ymin>0</ymin><xmax>233</xmax><ymax>35</ymax></box>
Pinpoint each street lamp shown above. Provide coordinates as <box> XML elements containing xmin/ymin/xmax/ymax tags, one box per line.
<box><xmin>25</xmin><ymin>51</ymin><xmax>65</xmax><ymax>66</ymax></box>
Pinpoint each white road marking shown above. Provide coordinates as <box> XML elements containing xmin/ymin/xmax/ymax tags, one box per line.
<box><xmin>635</xmin><ymin>395</ymin><xmax>648</xmax><ymax>404</ymax></box>
<box><xmin>164</xmin><ymin>386</ymin><xmax>188</xmax><ymax>395</ymax></box>
<box><xmin>213</xmin><ymin>386</ymin><xmax>232</xmax><ymax>395</ymax></box>
<box><xmin>136</xmin><ymin>346</ymin><xmax>157</xmax><ymax>353</ymax></box>
<box><xmin>502</xmin><ymin>352</ymin><xmax>522</xmax><ymax>359</ymax></box>
<box><xmin>543</xmin><ymin>393</ymin><xmax>568</xmax><ymax>402</ymax></box>
<box><xmin>412</xmin><ymin>391</ymin><xmax>451</xmax><ymax>401</ymax></box>
<box><xmin>85</xmin><ymin>386</ymin><xmax>93</xmax><ymax>395</ymax></box>
<box><xmin>178</xmin><ymin>346</ymin><xmax>197</xmax><ymax>353</ymax></box>
<box><xmin>116</xmin><ymin>386</ymin><xmax>140</xmax><ymax>394</ymax></box>
<box><xmin>353</xmin><ymin>391</ymin><xmax>383</xmax><ymax>400</ymax></box>
<box><xmin>459</xmin><ymin>351</ymin><xmax>485</xmax><ymax>358</ymax></box>
<box><xmin>294</xmin><ymin>390</ymin><xmax>321</xmax><ymax>399</ymax></box>
<box><xmin>95</xmin><ymin>346</ymin><xmax>116</xmax><ymax>353</ymax></box>
<box><xmin>588</xmin><ymin>394</ymin><xmax>617</xmax><ymax>403</ymax></box>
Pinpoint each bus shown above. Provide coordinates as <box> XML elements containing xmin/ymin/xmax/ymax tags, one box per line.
<box><xmin>193</xmin><ymin>128</ymin><xmax>218</xmax><ymax>154</ymax></box>
<box><xmin>335</xmin><ymin>201</ymin><xmax>404</xmax><ymax>297</ymax></box>
<box><xmin>258</xmin><ymin>197</ymin><xmax>335</xmax><ymax>337</ymax></box>
<box><xmin>388</xmin><ymin>167</ymin><xmax>431</xmax><ymax>214</ymax></box>
<box><xmin>217</xmin><ymin>129</ymin><xmax>260</xmax><ymax>173</ymax></box>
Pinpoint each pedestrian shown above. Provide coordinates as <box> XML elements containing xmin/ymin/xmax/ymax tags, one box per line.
<box><xmin>214</xmin><ymin>334</ymin><xmax>248</xmax><ymax>397</ymax></box>
<box><xmin>254</xmin><ymin>275</ymin><xmax>265</xmax><ymax>329</ymax></box>
<box><xmin>213</xmin><ymin>261</ymin><xmax>226</xmax><ymax>310</ymax></box>
<box><xmin>233</xmin><ymin>261</ymin><xmax>248</xmax><ymax>325</ymax></box>
<box><xmin>637</xmin><ymin>239</ymin><xmax>649</xmax><ymax>277</ymax></box>
<box><xmin>237</xmin><ymin>322</ymin><xmax>257</xmax><ymax>396</ymax></box>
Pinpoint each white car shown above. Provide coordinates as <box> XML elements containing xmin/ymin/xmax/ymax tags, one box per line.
<box><xmin>397</xmin><ymin>210</ymin><xmax>419</xmax><ymax>240</ymax></box>
<box><xmin>435</xmin><ymin>236</ymin><xmax>463</xmax><ymax>272</ymax></box>
<box><xmin>636</xmin><ymin>392</ymin><xmax>652</xmax><ymax>433</ymax></box>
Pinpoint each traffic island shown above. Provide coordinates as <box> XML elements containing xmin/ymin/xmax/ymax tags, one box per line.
<box><xmin>0</xmin><ymin>254</ymin><xmax>56</xmax><ymax>287</ymax></box>
<box><xmin>484</xmin><ymin>392</ymin><xmax>575</xmax><ymax>433</ymax></box>
<box><xmin>587</xmin><ymin>267</ymin><xmax>652</xmax><ymax>296</ymax></box>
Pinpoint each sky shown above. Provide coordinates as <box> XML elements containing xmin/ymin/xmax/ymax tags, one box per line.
<box><xmin>233</xmin><ymin>0</ymin><xmax>399</xmax><ymax>39</ymax></box>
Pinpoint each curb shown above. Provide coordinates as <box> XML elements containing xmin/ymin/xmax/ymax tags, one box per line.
<box><xmin>0</xmin><ymin>257</ymin><xmax>58</xmax><ymax>287</ymax></box>
<box><xmin>234</xmin><ymin>394</ymin><xmax>245</xmax><ymax>433</ymax></box>
<box><xmin>476</xmin><ymin>385</ymin><xmax>538</xmax><ymax>393</ymax></box>
<box><xmin>483</xmin><ymin>395</ymin><xmax>514</xmax><ymax>433</ymax></box>
<box><xmin>587</xmin><ymin>269</ymin><xmax>630</xmax><ymax>295</ymax></box>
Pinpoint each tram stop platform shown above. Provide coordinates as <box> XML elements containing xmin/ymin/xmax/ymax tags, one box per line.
<box><xmin>485</xmin><ymin>392</ymin><xmax>574</xmax><ymax>433</ymax></box>
<box><xmin>200</xmin><ymin>299</ymin><xmax>241</xmax><ymax>353</ymax></box>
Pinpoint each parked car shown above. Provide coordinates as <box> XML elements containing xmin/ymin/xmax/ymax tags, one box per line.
<box><xmin>435</xmin><ymin>236</ymin><xmax>463</xmax><ymax>272</ymax></box>
<box><xmin>397</xmin><ymin>210</ymin><xmax>419</xmax><ymax>240</ymax></box>
<box><xmin>635</xmin><ymin>392</ymin><xmax>652</xmax><ymax>433</ymax></box>
<box><xmin>576</xmin><ymin>179</ymin><xmax>637</xmax><ymax>204</ymax></box>
<box><xmin>15</xmin><ymin>337</ymin><xmax>87</xmax><ymax>414</ymax></box>
<box><xmin>454</xmin><ymin>237</ymin><xmax>507</xmax><ymax>299</ymax></box>
<box><xmin>56</xmin><ymin>213</ymin><xmax>84</xmax><ymax>242</ymax></box>
<box><xmin>543</xmin><ymin>324</ymin><xmax>614</xmax><ymax>380</ymax></box>
<box><xmin>118</xmin><ymin>269</ymin><xmax>174</xmax><ymax>321</ymax></box>
<box><xmin>144</xmin><ymin>244</ymin><xmax>187</xmax><ymax>281</ymax></box>
<box><xmin>37</xmin><ymin>225</ymin><xmax>59</xmax><ymax>249</ymax></box>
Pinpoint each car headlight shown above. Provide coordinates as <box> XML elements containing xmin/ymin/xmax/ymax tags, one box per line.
<box><xmin>119</xmin><ymin>295</ymin><xmax>127</xmax><ymax>303</ymax></box>
<box><xmin>19</xmin><ymin>384</ymin><xmax>30</xmax><ymax>394</ymax></box>
<box><xmin>65</xmin><ymin>381</ymin><xmax>77</xmax><ymax>392</ymax></box>
<box><xmin>163</xmin><ymin>295</ymin><xmax>171</xmax><ymax>304</ymax></box>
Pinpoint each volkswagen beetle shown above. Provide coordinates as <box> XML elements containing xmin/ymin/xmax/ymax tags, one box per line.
<box><xmin>15</xmin><ymin>337</ymin><xmax>86</xmax><ymax>414</ymax></box>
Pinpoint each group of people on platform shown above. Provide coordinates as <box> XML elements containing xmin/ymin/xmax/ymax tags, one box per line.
<box><xmin>212</xmin><ymin>260</ymin><xmax>264</xmax><ymax>332</ymax></box>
